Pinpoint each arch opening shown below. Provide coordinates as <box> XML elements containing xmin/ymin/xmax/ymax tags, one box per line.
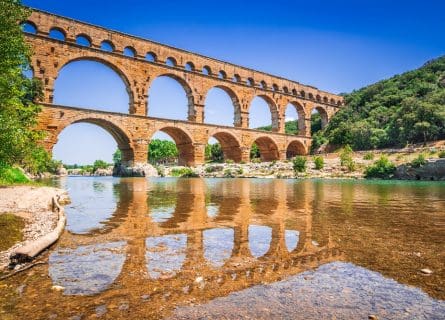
<box><xmin>251</xmin><ymin>136</ymin><xmax>279</xmax><ymax>162</ymax></box>
<box><xmin>286</xmin><ymin>140</ymin><xmax>306</xmax><ymax>159</ymax></box>
<box><xmin>204</xmin><ymin>86</ymin><xmax>241</xmax><ymax>127</ymax></box>
<box><xmin>149</xmin><ymin>127</ymin><xmax>195</xmax><ymax>166</ymax></box>
<box><xmin>165</xmin><ymin>57</ymin><xmax>177</xmax><ymax>67</ymax></box>
<box><xmin>49</xmin><ymin>28</ymin><xmax>66</xmax><ymax>41</ymax></box>
<box><xmin>123</xmin><ymin>46</ymin><xmax>136</xmax><ymax>57</ymax></box>
<box><xmin>100</xmin><ymin>40</ymin><xmax>114</xmax><ymax>52</ymax></box>
<box><xmin>311</xmin><ymin>106</ymin><xmax>329</xmax><ymax>133</ymax></box>
<box><xmin>249</xmin><ymin>96</ymin><xmax>279</xmax><ymax>131</ymax></box>
<box><xmin>202</xmin><ymin>66</ymin><xmax>211</xmax><ymax>76</ymax></box>
<box><xmin>206</xmin><ymin>132</ymin><xmax>242</xmax><ymax>163</ymax></box>
<box><xmin>21</xmin><ymin>21</ymin><xmax>37</xmax><ymax>34</ymax></box>
<box><xmin>76</xmin><ymin>34</ymin><xmax>91</xmax><ymax>47</ymax></box>
<box><xmin>185</xmin><ymin>62</ymin><xmax>195</xmax><ymax>71</ymax></box>
<box><xmin>284</xmin><ymin>102</ymin><xmax>306</xmax><ymax>135</ymax></box>
<box><xmin>53</xmin><ymin>59</ymin><xmax>132</xmax><ymax>113</ymax></box>
<box><xmin>147</xmin><ymin>74</ymin><xmax>194</xmax><ymax>121</ymax></box>
<box><xmin>146</xmin><ymin>52</ymin><xmax>157</xmax><ymax>62</ymax></box>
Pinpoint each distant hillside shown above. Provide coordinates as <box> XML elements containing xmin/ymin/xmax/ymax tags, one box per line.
<box><xmin>317</xmin><ymin>56</ymin><xmax>445</xmax><ymax>151</ymax></box>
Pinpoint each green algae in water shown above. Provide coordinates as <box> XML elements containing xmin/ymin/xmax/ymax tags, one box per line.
<box><xmin>0</xmin><ymin>214</ymin><xmax>25</xmax><ymax>251</ymax></box>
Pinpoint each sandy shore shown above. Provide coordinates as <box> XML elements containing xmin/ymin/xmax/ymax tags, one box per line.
<box><xmin>0</xmin><ymin>186</ymin><xmax>68</xmax><ymax>270</ymax></box>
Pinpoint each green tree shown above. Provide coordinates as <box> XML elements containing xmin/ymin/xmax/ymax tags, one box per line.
<box><xmin>113</xmin><ymin>149</ymin><xmax>122</xmax><ymax>165</ymax></box>
<box><xmin>93</xmin><ymin>159</ymin><xmax>109</xmax><ymax>171</ymax></box>
<box><xmin>0</xmin><ymin>1</ymin><xmax>49</xmax><ymax>176</ymax></box>
<box><xmin>250</xmin><ymin>143</ymin><xmax>260</xmax><ymax>159</ymax></box>
<box><xmin>205</xmin><ymin>143</ymin><xmax>223</xmax><ymax>162</ymax></box>
<box><xmin>148</xmin><ymin>139</ymin><xmax>178</xmax><ymax>164</ymax></box>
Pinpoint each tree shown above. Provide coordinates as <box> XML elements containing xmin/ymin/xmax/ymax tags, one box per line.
<box><xmin>205</xmin><ymin>143</ymin><xmax>223</xmax><ymax>162</ymax></box>
<box><xmin>148</xmin><ymin>139</ymin><xmax>178</xmax><ymax>164</ymax></box>
<box><xmin>93</xmin><ymin>160</ymin><xmax>109</xmax><ymax>171</ymax></box>
<box><xmin>113</xmin><ymin>149</ymin><xmax>122</xmax><ymax>165</ymax></box>
<box><xmin>0</xmin><ymin>1</ymin><xmax>49</xmax><ymax>175</ymax></box>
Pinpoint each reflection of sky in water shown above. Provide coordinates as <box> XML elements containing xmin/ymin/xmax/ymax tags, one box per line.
<box><xmin>203</xmin><ymin>228</ymin><xmax>234</xmax><ymax>267</ymax></box>
<box><xmin>61</xmin><ymin>177</ymin><xmax>118</xmax><ymax>234</ymax></box>
<box><xmin>285</xmin><ymin>230</ymin><xmax>300</xmax><ymax>252</ymax></box>
<box><xmin>149</xmin><ymin>208</ymin><xmax>174</xmax><ymax>223</ymax></box>
<box><xmin>146</xmin><ymin>234</ymin><xmax>187</xmax><ymax>279</ymax></box>
<box><xmin>248</xmin><ymin>225</ymin><xmax>272</xmax><ymax>258</ymax></box>
<box><xmin>206</xmin><ymin>205</ymin><xmax>219</xmax><ymax>218</ymax></box>
<box><xmin>48</xmin><ymin>241</ymin><xmax>126</xmax><ymax>296</ymax></box>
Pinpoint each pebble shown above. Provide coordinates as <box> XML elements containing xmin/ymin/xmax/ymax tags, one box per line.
<box><xmin>368</xmin><ymin>315</ymin><xmax>378</xmax><ymax>320</ymax></box>
<box><xmin>420</xmin><ymin>268</ymin><xmax>433</xmax><ymax>275</ymax></box>
<box><xmin>51</xmin><ymin>285</ymin><xmax>65</xmax><ymax>291</ymax></box>
<box><xmin>95</xmin><ymin>305</ymin><xmax>107</xmax><ymax>317</ymax></box>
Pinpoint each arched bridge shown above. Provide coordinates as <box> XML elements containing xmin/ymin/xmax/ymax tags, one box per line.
<box><xmin>23</xmin><ymin>9</ymin><xmax>344</xmax><ymax>167</ymax></box>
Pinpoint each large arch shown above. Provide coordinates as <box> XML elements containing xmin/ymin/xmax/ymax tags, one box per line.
<box><xmin>52</xmin><ymin>117</ymin><xmax>134</xmax><ymax>165</ymax></box>
<box><xmin>248</xmin><ymin>95</ymin><xmax>279</xmax><ymax>131</ymax></box>
<box><xmin>147</xmin><ymin>74</ymin><xmax>194</xmax><ymax>121</ymax></box>
<box><xmin>286</xmin><ymin>140</ymin><xmax>306</xmax><ymax>159</ymax></box>
<box><xmin>311</xmin><ymin>106</ymin><xmax>329</xmax><ymax>132</ymax></box>
<box><xmin>204</xmin><ymin>85</ymin><xmax>241</xmax><ymax>127</ymax></box>
<box><xmin>53</xmin><ymin>57</ymin><xmax>134</xmax><ymax>113</ymax></box>
<box><xmin>285</xmin><ymin>101</ymin><xmax>307</xmax><ymax>135</ymax></box>
<box><xmin>150</xmin><ymin>126</ymin><xmax>195</xmax><ymax>166</ymax></box>
<box><xmin>251</xmin><ymin>136</ymin><xmax>279</xmax><ymax>162</ymax></box>
<box><xmin>210</xmin><ymin>131</ymin><xmax>242</xmax><ymax>163</ymax></box>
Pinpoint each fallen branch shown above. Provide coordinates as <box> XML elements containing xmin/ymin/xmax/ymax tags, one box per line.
<box><xmin>0</xmin><ymin>261</ymin><xmax>47</xmax><ymax>281</ymax></box>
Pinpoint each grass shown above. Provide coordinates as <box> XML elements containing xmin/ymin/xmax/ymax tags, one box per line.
<box><xmin>0</xmin><ymin>214</ymin><xmax>25</xmax><ymax>251</ymax></box>
<box><xmin>0</xmin><ymin>166</ymin><xmax>29</xmax><ymax>185</ymax></box>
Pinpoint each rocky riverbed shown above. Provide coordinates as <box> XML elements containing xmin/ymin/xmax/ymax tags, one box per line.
<box><xmin>0</xmin><ymin>186</ymin><xmax>68</xmax><ymax>270</ymax></box>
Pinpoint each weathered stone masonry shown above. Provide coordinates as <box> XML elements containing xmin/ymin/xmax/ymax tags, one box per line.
<box><xmin>23</xmin><ymin>8</ymin><xmax>343</xmax><ymax>167</ymax></box>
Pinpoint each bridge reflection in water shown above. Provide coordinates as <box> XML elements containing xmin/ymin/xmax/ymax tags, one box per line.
<box><xmin>36</xmin><ymin>178</ymin><xmax>341</xmax><ymax>317</ymax></box>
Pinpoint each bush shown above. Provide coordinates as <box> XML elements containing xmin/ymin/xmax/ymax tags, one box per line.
<box><xmin>0</xmin><ymin>165</ymin><xmax>29</xmax><ymax>185</ymax></box>
<box><xmin>340</xmin><ymin>145</ymin><xmax>356</xmax><ymax>171</ymax></box>
<box><xmin>251</xmin><ymin>158</ymin><xmax>261</xmax><ymax>163</ymax></box>
<box><xmin>313</xmin><ymin>156</ymin><xmax>324</xmax><ymax>170</ymax></box>
<box><xmin>364</xmin><ymin>156</ymin><xmax>396</xmax><ymax>179</ymax></box>
<box><xmin>363</xmin><ymin>152</ymin><xmax>374</xmax><ymax>160</ymax></box>
<box><xmin>438</xmin><ymin>150</ymin><xmax>445</xmax><ymax>158</ymax></box>
<box><xmin>170</xmin><ymin>167</ymin><xmax>198</xmax><ymax>177</ymax></box>
<box><xmin>293</xmin><ymin>156</ymin><xmax>307</xmax><ymax>173</ymax></box>
<box><xmin>411</xmin><ymin>154</ymin><xmax>427</xmax><ymax>168</ymax></box>
<box><xmin>225</xmin><ymin>159</ymin><xmax>234</xmax><ymax>164</ymax></box>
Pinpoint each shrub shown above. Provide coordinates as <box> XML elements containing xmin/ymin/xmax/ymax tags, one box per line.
<box><xmin>411</xmin><ymin>154</ymin><xmax>427</xmax><ymax>168</ymax></box>
<box><xmin>293</xmin><ymin>156</ymin><xmax>307</xmax><ymax>173</ymax></box>
<box><xmin>340</xmin><ymin>145</ymin><xmax>356</xmax><ymax>171</ymax></box>
<box><xmin>223</xmin><ymin>169</ymin><xmax>234</xmax><ymax>178</ymax></box>
<box><xmin>225</xmin><ymin>159</ymin><xmax>234</xmax><ymax>164</ymax></box>
<box><xmin>0</xmin><ymin>165</ymin><xmax>29</xmax><ymax>185</ymax></box>
<box><xmin>438</xmin><ymin>150</ymin><xmax>445</xmax><ymax>158</ymax></box>
<box><xmin>363</xmin><ymin>152</ymin><xmax>374</xmax><ymax>160</ymax></box>
<box><xmin>313</xmin><ymin>156</ymin><xmax>324</xmax><ymax>170</ymax></box>
<box><xmin>251</xmin><ymin>158</ymin><xmax>261</xmax><ymax>163</ymax></box>
<box><xmin>170</xmin><ymin>167</ymin><xmax>198</xmax><ymax>177</ymax></box>
<box><xmin>364</xmin><ymin>156</ymin><xmax>396</xmax><ymax>179</ymax></box>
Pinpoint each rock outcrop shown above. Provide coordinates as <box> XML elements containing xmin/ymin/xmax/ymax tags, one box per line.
<box><xmin>394</xmin><ymin>158</ymin><xmax>445</xmax><ymax>181</ymax></box>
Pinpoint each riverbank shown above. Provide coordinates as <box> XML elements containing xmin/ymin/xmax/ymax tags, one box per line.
<box><xmin>0</xmin><ymin>186</ymin><xmax>68</xmax><ymax>271</ymax></box>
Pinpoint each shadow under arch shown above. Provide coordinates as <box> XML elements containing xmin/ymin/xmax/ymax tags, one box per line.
<box><xmin>204</xmin><ymin>85</ymin><xmax>242</xmax><ymax>127</ymax></box>
<box><xmin>53</xmin><ymin>117</ymin><xmax>134</xmax><ymax>166</ymax></box>
<box><xmin>147</xmin><ymin>73</ymin><xmax>195</xmax><ymax>121</ymax></box>
<box><xmin>53</xmin><ymin>56</ymin><xmax>134</xmax><ymax>113</ymax></box>
<box><xmin>249</xmin><ymin>94</ymin><xmax>280</xmax><ymax>131</ymax></box>
<box><xmin>251</xmin><ymin>136</ymin><xmax>280</xmax><ymax>162</ymax></box>
<box><xmin>210</xmin><ymin>130</ymin><xmax>243</xmax><ymax>163</ymax></box>
<box><xmin>150</xmin><ymin>126</ymin><xmax>195</xmax><ymax>166</ymax></box>
<box><xmin>286</xmin><ymin>140</ymin><xmax>307</xmax><ymax>158</ymax></box>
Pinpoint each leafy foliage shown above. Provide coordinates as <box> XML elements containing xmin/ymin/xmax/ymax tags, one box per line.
<box><xmin>113</xmin><ymin>149</ymin><xmax>122</xmax><ymax>165</ymax></box>
<box><xmin>364</xmin><ymin>156</ymin><xmax>396</xmax><ymax>179</ymax></box>
<box><xmin>250</xmin><ymin>143</ymin><xmax>260</xmax><ymax>159</ymax></box>
<box><xmin>148</xmin><ymin>139</ymin><xmax>178</xmax><ymax>164</ymax></box>
<box><xmin>439</xmin><ymin>150</ymin><xmax>445</xmax><ymax>158</ymax></box>
<box><xmin>292</xmin><ymin>156</ymin><xmax>307</xmax><ymax>173</ymax></box>
<box><xmin>363</xmin><ymin>152</ymin><xmax>375</xmax><ymax>160</ymax></box>
<box><xmin>322</xmin><ymin>56</ymin><xmax>445</xmax><ymax>150</ymax></box>
<box><xmin>0</xmin><ymin>1</ymin><xmax>52</xmax><ymax>175</ymax></box>
<box><xmin>410</xmin><ymin>154</ymin><xmax>427</xmax><ymax>168</ymax></box>
<box><xmin>93</xmin><ymin>159</ymin><xmax>110</xmax><ymax>171</ymax></box>
<box><xmin>0</xmin><ymin>165</ymin><xmax>29</xmax><ymax>185</ymax></box>
<box><xmin>339</xmin><ymin>145</ymin><xmax>355</xmax><ymax>171</ymax></box>
<box><xmin>170</xmin><ymin>167</ymin><xmax>198</xmax><ymax>177</ymax></box>
<box><xmin>205</xmin><ymin>143</ymin><xmax>223</xmax><ymax>162</ymax></box>
<box><xmin>313</xmin><ymin>156</ymin><xmax>324</xmax><ymax>170</ymax></box>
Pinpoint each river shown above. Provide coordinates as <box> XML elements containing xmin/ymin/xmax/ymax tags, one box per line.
<box><xmin>1</xmin><ymin>177</ymin><xmax>444</xmax><ymax>319</ymax></box>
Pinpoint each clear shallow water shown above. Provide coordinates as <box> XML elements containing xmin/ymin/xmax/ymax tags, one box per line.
<box><xmin>1</xmin><ymin>177</ymin><xmax>444</xmax><ymax>319</ymax></box>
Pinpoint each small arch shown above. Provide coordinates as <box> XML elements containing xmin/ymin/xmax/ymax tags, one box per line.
<box><xmin>21</xmin><ymin>21</ymin><xmax>37</xmax><ymax>34</ymax></box>
<box><xmin>202</xmin><ymin>65</ymin><xmax>212</xmax><ymax>76</ymax></box>
<box><xmin>150</xmin><ymin>127</ymin><xmax>195</xmax><ymax>166</ymax></box>
<box><xmin>292</xmin><ymin>89</ymin><xmax>298</xmax><ymax>96</ymax></box>
<box><xmin>308</xmin><ymin>93</ymin><xmax>314</xmax><ymax>100</ymax></box>
<box><xmin>323</xmin><ymin>96</ymin><xmax>328</xmax><ymax>103</ymax></box>
<box><xmin>49</xmin><ymin>27</ymin><xmax>66</xmax><ymax>41</ymax></box>
<box><xmin>330</xmin><ymin>98</ymin><xmax>335</xmax><ymax>105</ymax></box>
<box><xmin>100</xmin><ymin>40</ymin><xmax>114</xmax><ymax>52</ymax></box>
<box><xmin>337</xmin><ymin>100</ymin><xmax>342</xmax><ymax>106</ymax></box>
<box><xmin>300</xmin><ymin>90</ymin><xmax>306</xmax><ymax>98</ymax></box>
<box><xmin>272</xmin><ymin>84</ymin><xmax>279</xmax><ymax>92</ymax></box>
<box><xmin>146</xmin><ymin>52</ymin><xmax>157</xmax><ymax>62</ymax></box>
<box><xmin>283</xmin><ymin>86</ymin><xmax>289</xmax><ymax>94</ymax></box>
<box><xmin>185</xmin><ymin>61</ymin><xmax>195</xmax><ymax>71</ymax></box>
<box><xmin>218</xmin><ymin>70</ymin><xmax>227</xmax><ymax>79</ymax></box>
<box><xmin>316</xmin><ymin>94</ymin><xmax>321</xmax><ymax>102</ymax></box>
<box><xmin>76</xmin><ymin>34</ymin><xmax>92</xmax><ymax>47</ymax></box>
<box><xmin>286</xmin><ymin>140</ymin><xmax>306</xmax><ymax>158</ymax></box>
<box><xmin>233</xmin><ymin>74</ymin><xmax>241</xmax><ymax>83</ymax></box>
<box><xmin>165</xmin><ymin>57</ymin><xmax>177</xmax><ymax>67</ymax></box>
<box><xmin>123</xmin><ymin>46</ymin><xmax>136</xmax><ymax>58</ymax></box>
<box><xmin>246</xmin><ymin>78</ymin><xmax>255</xmax><ymax>86</ymax></box>
<box><xmin>251</xmin><ymin>136</ymin><xmax>279</xmax><ymax>162</ymax></box>
<box><xmin>210</xmin><ymin>131</ymin><xmax>242</xmax><ymax>163</ymax></box>
<box><xmin>260</xmin><ymin>81</ymin><xmax>267</xmax><ymax>90</ymax></box>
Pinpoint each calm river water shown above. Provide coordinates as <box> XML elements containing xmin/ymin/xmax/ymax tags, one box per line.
<box><xmin>1</xmin><ymin>177</ymin><xmax>445</xmax><ymax>319</ymax></box>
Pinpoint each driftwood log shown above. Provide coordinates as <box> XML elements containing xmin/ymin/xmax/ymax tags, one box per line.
<box><xmin>10</xmin><ymin>196</ymin><xmax>66</xmax><ymax>264</ymax></box>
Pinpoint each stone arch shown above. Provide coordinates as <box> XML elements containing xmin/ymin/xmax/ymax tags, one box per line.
<box><xmin>150</xmin><ymin>126</ymin><xmax>195</xmax><ymax>166</ymax></box>
<box><xmin>21</xmin><ymin>20</ymin><xmax>37</xmax><ymax>34</ymax></box>
<box><xmin>49</xmin><ymin>27</ymin><xmax>66</xmax><ymax>41</ymax></box>
<box><xmin>53</xmin><ymin>116</ymin><xmax>135</xmax><ymax>165</ymax></box>
<box><xmin>286</xmin><ymin>140</ymin><xmax>306</xmax><ymax>158</ymax></box>
<box><xmin>209</xmin><ymin>130</ymin><xmax>242</xmax><ymax>163</ymax></box>
<box><xmin>251</xmin><ymin>136</ymin><xmax>279</xmax><ymax>162</ymax></box>
<box><xmin>286</xmin><ymin>101</ymin><xmax>307</xmax><ymax>135</ymax></box>
<box><xmin>54</xmin><ymin>56</ymin><xmax>134</xmax><ymax>112</ymax></box>
<box><xmin>311</xmin><ymin>105</ymin><xmax>329</xmax><ymax>129</ymax></box>
<box><xmin>75</xmin><ymin>33</ymin><xmax>92</xmax><ymax>47</ymax></box>
<box><xmin>248</xmin><ymin>95</ymin><xmax>279</xmax><ymax>131</ymax></box>
<box><xmin>204</xmin><ymin>85</ymin><xmax>241</xmax><ymax>127</ymax></box>
<box><xmin>147</xmin><ymin>73</ymin><xmax>195</xmax><ymax>120</ymax></box>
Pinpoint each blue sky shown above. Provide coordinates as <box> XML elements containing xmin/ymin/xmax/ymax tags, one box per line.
<box><xmin>23</xmin><ymin>0</ymin><xmax>445</xmax><ymax>164</ymax></box>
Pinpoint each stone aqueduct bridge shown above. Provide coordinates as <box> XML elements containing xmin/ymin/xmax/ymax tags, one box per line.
<box><xmin>24</xmin><ymin>9</ymin><xmax>344</xmax><ymax>166</ymax></box>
